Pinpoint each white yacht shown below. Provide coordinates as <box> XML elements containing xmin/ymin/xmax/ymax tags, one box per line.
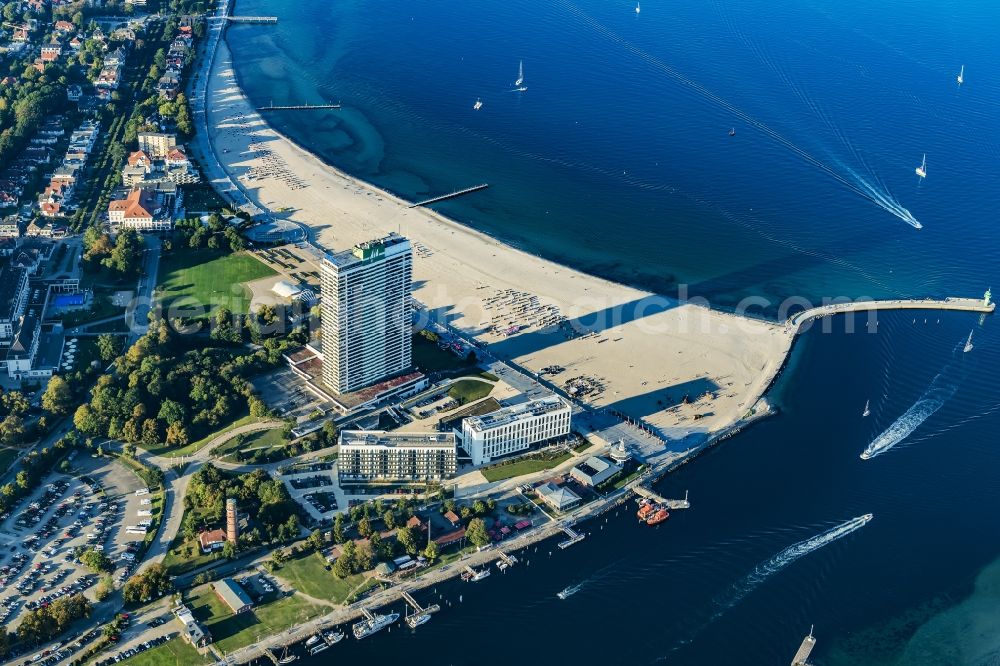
<box><xmin>406</xmin><ymin>613</ymin><xmax>432</xmax><ymax>629</ymax></box>
<box><xmin>473</xmin><ymin>98</ymin><xmax>483</xmax><ymax>110</ymax></box>
<box><xmin>515</xmin><ymin>60</ymin><xmax>524</xmax><ymax>87</ymax></box>
<box><xmin>352</xmin><ymin>612</ymin><xmax>399</xmax><ymax>640</ymax></box>
<box><xmin>964</xmin><ymin>330</ymin><xmax>974</xmax><ymax>353</ymax></box>
<box><xmin>915</xmin><ymin>153</ymin><xmax>927</xmax><ymax>179</ymax></box>
<box><xmin>862</xmin><ymin>400</ymin><xmax>870</xmax><ymax>418</ymax></box>
<box><xmin>957</xmin><ymin>65</ymin><xmax>964</xmax><ymax>85</ymax></box>
<box><xmin>635</xmin><ymin>2</ymin><xmax>640</xmax><ymax>13</ymax></box>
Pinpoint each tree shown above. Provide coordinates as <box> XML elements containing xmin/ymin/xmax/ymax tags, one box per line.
<box><xmin>423</xmin><ymin>541</ymin><xmax>439</xmax><ymax>562</ymax></box>
<box><xmin>332</xmin><ymin>513</ymin><xmax>345</xmax><ymax>544</ymax></box>
<box><xmin>397</xmin><ymin>527</ymin><xmax>418</xmax><ymax>556</ymax></box>
<box><xmin>357</xmin><ymin>517</ymin><xmax>372</xmax><ymax>539</ymax></box>
<box><xmin>157</xmin><ymin>398</ymin><xmax>185</xmax><ymax>425</ymax></box>
<box><xmin>466</xmin><ymin>518</ymin><xmax>490</xmax><ymax>548</ymax></box>
<box><xmin>94</xmin><ymin>574</ymin><xmax>114</xmax><ymax>601</ymax></box>
<box><xmin>165</xmin><ymin>421</ymin><xmax>189</xmax><ymax>447</ymax></box>
<box><xmin>472</xmin><ymin>499</ymin><xmax>488</xmax><ymax>516</ymax></box>
<box><xmin>79</xmin><ymin>549</ymin><xmax>112</xmax><ymax>572</ymax></box>
<box><xmin>382</xmin><ymin>510</ymin><xmax>396</xmax><ymax>531</ymax></box>
<box><xmin>306</xmin><ymin>529</ymin><xmax>324</xmax><ymax>551</ymax></box>
<box><xmin>15</xmin><ymin>471</ymin><xmax>29</xmax><ymax>490</ymax></box>
<box><xmin>96</xmin><ymin>333</ymin><xmax>119</xmax><ymax>362</ymax></box>
<box><xmin>221</xmin><ymin>541</ymin><xmax>236</xmax><ymax>560</ymax></box>
<box><xmin>73</xmin><ymin>404</ymin><xmax>102</xmax><ymax>435</ymax></box>
<box><xmin>368</xmin><ymin>530</ymin><xmax>384</xmax><ymax>562</ymax></box>
<box><xmin>0</xmin><ymin>415</ymin><xmax>24</xmax><ymax>445</ymax></box>
<box><xmin>41</xmin><ymin>376</ymin><xmax>73</xmax><ymax>415</ymax></box>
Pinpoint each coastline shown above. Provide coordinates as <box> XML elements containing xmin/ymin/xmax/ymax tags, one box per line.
<box><xmin>192</xmin><ymin>14</ymin><xmax>794</xmax><ymax>444</ymax></box>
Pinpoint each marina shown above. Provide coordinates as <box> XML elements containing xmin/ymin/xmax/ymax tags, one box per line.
<box><xmin>401</xmin><ymin>590</ymin><xmax>440</xmax><ymax>629</ymax></box>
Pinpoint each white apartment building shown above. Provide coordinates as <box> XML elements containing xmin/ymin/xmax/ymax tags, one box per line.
<box><xmin>461</xmin><ymin>394</ymin><xmax>572</xmax><ymax>466</ymax></box>
<box><xmin>320</xmin><ymin>233</ymin><xmax>412</xmax><ymax>394</ymax></box>
<box><xmin>338</xmin><ymin>430</ymin><xmax>457</xmax><ymax>486</ymax></box>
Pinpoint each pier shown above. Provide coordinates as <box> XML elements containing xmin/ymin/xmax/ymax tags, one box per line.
<box><xmin>496</xmin><ymin>550</ymin><xmax>519</xmax><ymax>571</ymax></box>
<box><xmin>790</xmin><ymin>626</ymin><xmax>816</xmax><ymax>666</ymax></box>
<box><xmin>259</xmin><ymin>103</ymin><xmax>342</xmax><ymax>112</ymax></box>
<box><xmin>227</xmin><ymin>15</ymin><xmax>277</xmax><ymax>23</ymax></box>
<box><xmin>558</xmin><ymin>524</ymin><xmax>585</xmax><ymax>549</ymax></box>
<box><xmin>401</xmin><ymin>590</ymin><xmax>440</xmax><ymax>627</ymax></box>
<box><xmin>634</xmin><ymin>486</ymin><xmax>690</xmax><ymax>510</ymax></box>
<box><xmin>408</xmin><ymin>184</ymin><xmax>489</xmax><ymax>208</ymax></box>
<box><xmin>789</xmin><ymin>295</ymin><xmax>994</xmax><ymax>332</ymax></box>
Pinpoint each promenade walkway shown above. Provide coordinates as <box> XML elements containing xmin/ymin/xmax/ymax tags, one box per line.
<box><xmin>789</xmin><ymin>296</ymin><xmax>993</xmax><ymax>332</ymax></box>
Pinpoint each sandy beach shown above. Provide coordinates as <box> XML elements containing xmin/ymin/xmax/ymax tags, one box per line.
<box><xmin>192</xmin><ymin>30</ymin><xmax>794</xmax><ymax>440</ymax></box>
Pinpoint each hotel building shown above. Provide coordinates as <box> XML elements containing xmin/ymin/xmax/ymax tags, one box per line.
<box><xmin>320</xmin><ymin>234</ymin><xmax>413</xmax><ymax>394</ymax></box>
<box><xmin>461</xmin><ymin>394</ymin><xmax>572</xmax><ymax>466</ymax></box>
<box><xmin>338</xmin><ymin>430</ymin><xmax>457</xmax><ymax>487</ymax></box>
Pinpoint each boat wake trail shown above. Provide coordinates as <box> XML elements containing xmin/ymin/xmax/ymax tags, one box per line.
<box><xmin>860</xmin><ymin>373</ymin><xmax>959</xmax><ymax>460</ymax></box>
<box><xmin>559</xmin><ymin>0</ymin><xmax>921</xmax><ymax>229</ymax></box>
<box><xmin>556</xmin><ymin>583</ymin><xmax>584</xmax><ymax>600</ymax></box>
<box><xmin>713</xmin><ymin>514</ymin><xmax>874</xmax><ymax>618</ymax></box>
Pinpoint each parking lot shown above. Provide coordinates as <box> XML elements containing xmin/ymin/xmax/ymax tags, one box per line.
<box><xmin>0</xmin><ymin>455</ymin><xmax>155</xmax><ymax>639</ymax></box>
<box><xmin>279</xmin><ymin>462</ymin><xmax>346</xmax><ymax>525</ymax></box>
<box><xmin>253</xmin><ymin>367</ymin><xmax>329</xmax><ymax>422</ymax></box>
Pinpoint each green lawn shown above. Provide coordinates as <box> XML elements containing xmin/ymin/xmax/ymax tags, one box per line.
<box><xmin>120</xmin><ymin>637</ymin><xmax>210</xmax><ymax>666</ymax></box>
<box><xmin>156</xmin><ymin>250</ymin><xmax>276</xmax><ymax>316</ymax></box>
<box><xmin>412</xmin><ymin>334</ymin><xmax>468</xmax><ymax>373</ymax></box>
<box><xmin>447</xmin><ymin>379</ymin><xmax>494</xmax><ymax>405</ymax></box>
<box><xmin>214</xmin><ymin>427</ymin><xmax>289</xmax><ymax>462</ymax></box>
<box><xmin>274</xmin><ymin>551</ymin><xmax>369</xmax><ymax>605</ymax></box>
<box><xmin>186</xmin><ymin>586</ymin><xmax>325</xmax><ymax>654</ymax></box>
<box><xmin>480</xmin><ymin>451</ymin><xmax>573</xmax><ymax>483</ymax></box>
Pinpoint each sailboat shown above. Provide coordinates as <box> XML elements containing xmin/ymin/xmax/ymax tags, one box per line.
<box><xmin>635</xmin><ymin>2</ymin><xmax>640</xmax><ymax>13</ymax></box>
<box><xmin>915</xmin><ymin>154</ymin><xmax>927</xmax><ymax>179</ymax></box>
<box><xmin>514</xmin><ymin>60</ymin><xmax>524</xmax><ymax>87</ymax></box>
<box><xmin>473</xmin><ymin>98</ymin><xmax>483</xmax><ymax>110</ymax></box>
<box><xmin>964</xmin><ymin>330</ymin><xmax>974</xmax><ymax>353</ymax></box>
<box><xmin>957</xmin><ymin>65</ymin><xmax>964</xmax><ymax>85</ymax></box>
<box><xmin>862</xmin><ymin>400</ymin><xmax>870</xmax><ymax>418</ymax></box>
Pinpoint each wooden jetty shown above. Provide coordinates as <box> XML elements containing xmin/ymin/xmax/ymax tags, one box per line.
<box><xmin>259</xmin><ymin>103</ymin><xmax>342</xmax><ymax>112</ymax></box>
<box><xmin>227</xmin><ymin>15</ymin><xmax>277</xmax><ymax>23</ymax></box>
<box><xmin>496</xmin><ymin>550</ymin><xmax>519</xmax><ymax>571</ymax></box>
<box><xmin>557</xmin><ymin>524</ymin><xmax>585</xmax><ymax>549</ymax></box>
<box><xmin>401</xmin><ymin>590</ymin><xmax>440</xmax><ymax>628</ymax></box>
<box><xmin>634</xmin><ymin>486</ymin><xmax>690</xmax><ymax>510</ymax></box>
<box><xmin>408</xmin><ymin>184</ymin><xmax>489</xmax><ymax>208</ymax></box>
<box><xmin>790</xmin><ymin>626</ymin><xmax>816</xmax><ymax>666</ymax></box>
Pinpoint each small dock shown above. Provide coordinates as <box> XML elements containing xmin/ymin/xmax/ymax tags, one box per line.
<box><xmin>496</xmin><ymin>550</ymin><xmax>518</xmax><ymax>571</ymax></box>
<box><xmin>558</xmin><ymin>524</ymin><xmax>585</xmax><ymax>549</ymax></box>
<box><xmin>408</xmin><ymin>184</ymin><xmax>489</xmax><ymax>208</ymax></box>
<box><xmin>791</xmin><ymin>626</ymin><xmax>816</xmax><ymax>666</ymax></box>
<box><xmin>401</xmin><ymin>590</ymin><xmax>440</xmax><ymax>627</ymax></box>
<box><xmin>634</xmin><ymin>486</ymin><xmax>691</xmax><ymax>510</ymax></box>
<box><xmin>227</xmin><ymin>15</ymin><xmax>277</xmax><ymax>23</ymax></box>
<box><xmin>259</xmin><ymin>103</ymin><xmax>342</xmax><ymax>112</ymax></box>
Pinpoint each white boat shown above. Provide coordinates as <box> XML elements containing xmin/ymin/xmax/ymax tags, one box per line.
<box><xmin>635</xmin><ymin>2</ymin><xmax>640</xmax><ymax>13</ymax></box>
<box><xmin>514</xmin><ymin>60</ymin><xmax>524</xmax><ymax>87</ymax></box>
<box><xmin>352</xmin><ymin>612</ymin><xmax>399</xmax><ymax>640</ymax></box>
<box><xmin>964</xmin><ymin>330</ymin><xmax>974</xmax><ymax>353</ymax></box>
<box><xmin>305</xmin><ymin>635</ymin><xmax>321</xmax><ymax>648</ymax></box>
<box><xmin>461</xmin><ymin>566</ymin><xmax>490</xmax><ymax>582</ymax></box>
<box><xmin>513</xmin><ymin>86</ymin><xmax>527</xmax><ymax>93</ymax></box>
<box><xmin>322</xmin><ymin>630</ymin><xmax>345</xmax><ymax>645</ymax></box>
<box><xmin>276</xmin><ymin>646</ymin><xmax>297</xmax><ymax>664</ymax></box>
<box><xmin>473</xmin><ymin>98</ymin><xmax>483</xmax><ymax>110</ymax></box>
<box><xmin>915</xmin><ymin>153</ymin><xmax>927</xmax><ymax>179</ymax></box>
<box><xmin>862</xmin><ymin>400</ymin><xmax>870</xmax><ymax>418</ymax></box>
<box><xmin>406</xmin><ymin>613</ymin><xmax>431</xmax><ymax>629</ymax></box>
<box><xmin>957</xmin><ymin>65</ymin><xmax>964</xmax><ymax>85</ymax></box>
<box><xmin>309</xmin><ymin>643</ymin><xmax>330</xmax><ymax>656</ymax></box>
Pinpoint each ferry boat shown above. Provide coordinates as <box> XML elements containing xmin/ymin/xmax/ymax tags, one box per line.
<box><xmin>473</xmin><ymin>98</ymin><xmax>483</xmax><ymax>110</ymax></box>
<box><xmin>646</xmin><ymin>507</ymin><xmax>669</xmax><ymax>526</ymax></box>
<box><xmin>352</xmin><ymin>612</ymin><xmax>399</xmax><ymax>640</ymax></box>
<box><xmin>957</xmin><ymin>64</ymin><xmax>964</xmax><ymax>85</ymax></box>
<box><xmin>915</xmin><ymin>154</ymin><xmax>927</xmax><ymax>179</ymax></box>
<box><xmin>406</xmin><ymin>613</ymin><xmax>431</xmax><ymax>629</ymax></box>
<box><xmin>322</xmin><ymin>630</ymin><xmax>345</xmax><ymax>645</ymax></box>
